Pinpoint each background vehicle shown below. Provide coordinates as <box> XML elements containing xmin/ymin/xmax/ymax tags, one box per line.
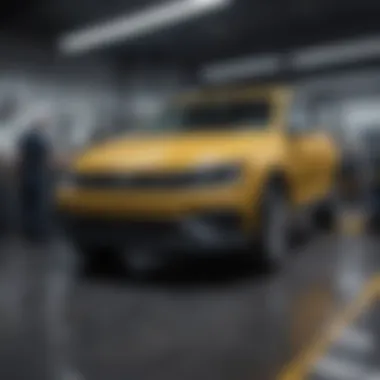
<box><xmin>57</xmin><ymin>86</ymin><xmax>340</xmax><ymax>274</ymax></box>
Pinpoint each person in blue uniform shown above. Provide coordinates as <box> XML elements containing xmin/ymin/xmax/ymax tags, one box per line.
<box><xmin>16</xmin><ymin>118</ymin><xmax>84</xmax><ymax>380</ymax></box>
<box><xmin>17</xmin><ymin>118</ymin><xmax>53</xmax><ymax>243</ymax></box>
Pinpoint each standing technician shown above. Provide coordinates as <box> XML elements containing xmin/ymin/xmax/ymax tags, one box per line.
<box><xmin>15</xmin><ymin>112</ymin><xmax>83</xmax><ymax>380</ymax></box>
<box><xmin>17</xmin><ymin>115</ymin><xmax>53</xmax><ymax>242</ymax></box>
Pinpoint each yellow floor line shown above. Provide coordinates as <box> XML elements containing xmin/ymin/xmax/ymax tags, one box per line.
<box><xmin>278</xmin><ymin>275</ymin><xmax>380</xmax><ymax>380</ymax></box>
<box><xmin>338</xmin><ymin>213</ymin><xmax>366</xmax><ymax>235</ymax></box>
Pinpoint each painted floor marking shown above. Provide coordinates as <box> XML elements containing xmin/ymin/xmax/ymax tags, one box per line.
<box><xmin>337</xmin><ymin>326</ymin><xmax>374</xmax><ymax>352</ymax></box>
<box><xmin>338</xmin><ymin>212</ymin><xmax>366</xmax><ymax>235</ymax></box>
<box><xmin>313</xmin><ymin>356</ymin><xmax>367</xmax><ymax>380</ymax></box>
<box><xmin>278</xmin><ymin>275</ymin><xmax>380</xmax><ymax>380</ymax></box>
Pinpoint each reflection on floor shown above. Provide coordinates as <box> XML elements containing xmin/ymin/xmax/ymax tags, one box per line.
<box><xmin>0</xmin><ymin>211</ymin><xmax>379</xmax><ymax>380</ymax></box>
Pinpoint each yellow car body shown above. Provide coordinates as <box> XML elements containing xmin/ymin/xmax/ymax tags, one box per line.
<box><xmin>57</xmin><ymin>86</ymin><xmax>339</xmax><ymax>261</ymax></box>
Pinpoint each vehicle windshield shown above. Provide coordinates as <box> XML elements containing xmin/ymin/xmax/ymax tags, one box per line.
<box><xmin>147</xmin><ymin>100</ymin><xmax>271</xmax><ymax>133</ymax></box>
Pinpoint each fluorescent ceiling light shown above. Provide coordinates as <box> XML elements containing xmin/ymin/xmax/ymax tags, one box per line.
<box><xmin>293</xmin><ymin>36</ymin><xmax>380</xmax><ymax>69</ymax></box>
<box><xmin>59</xmin><ymin>0</ymin><xmax>230</xmax><ymax>55</ymax></box>
<box><xmin>201</xmin><ymin>55</ymin><xmax>280</xmax><ymax>83</ymax></box>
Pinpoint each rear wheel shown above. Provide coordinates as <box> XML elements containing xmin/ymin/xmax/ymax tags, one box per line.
<box><xmin>257</xmin><ymin>184</ymin><xmax>291</xmax><ymax>269</ymax></box>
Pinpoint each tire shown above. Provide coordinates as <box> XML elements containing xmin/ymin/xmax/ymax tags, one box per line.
<box><xmin>258</xmin><ymin>184</ymin><xmax>291</xmax><ymax>269</ymax></box>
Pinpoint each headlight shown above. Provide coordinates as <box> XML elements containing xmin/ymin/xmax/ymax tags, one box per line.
<box><xmin>191</xmin><ymin>164</ymin><xmax>241</xmax><ymax>186</ymax></box>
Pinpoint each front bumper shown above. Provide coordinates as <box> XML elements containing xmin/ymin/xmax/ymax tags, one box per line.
<box><xmin>59</xmin><ymin>211</ymin><xmax>249</xmax><ymax>253</ymax></box>
<box><xmin>56</xmin><ymin>185</ymin><xmax>248</xmax><ymax>215</ymax></box>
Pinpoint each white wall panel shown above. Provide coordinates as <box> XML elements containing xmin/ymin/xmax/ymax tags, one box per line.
<box><xmin>0</xmin><ymin>36</ymin><xmax>120</xmax><ymax>158</ymax></box>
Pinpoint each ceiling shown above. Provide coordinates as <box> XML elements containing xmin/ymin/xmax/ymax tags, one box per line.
<box><xmin>2</xmin><ymin>0</ymin><xmax>380</xmax><ymax>67</ymax></box>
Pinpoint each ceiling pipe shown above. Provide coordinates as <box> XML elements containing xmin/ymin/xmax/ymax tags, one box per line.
<box><xmin>58</xmin><ymin>0</ymin><xmax>231</xmax><ymax>55</ymax></box>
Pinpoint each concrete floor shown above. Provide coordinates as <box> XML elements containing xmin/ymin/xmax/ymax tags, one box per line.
<box><xmin>0</xmin><ymin>227</ymin><xmax>379</xmax><ymax>380</ymax></box>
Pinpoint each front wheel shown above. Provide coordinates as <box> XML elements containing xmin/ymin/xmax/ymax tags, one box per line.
<box><xmin>257</xmin><ymin>185</ymin><xmax>292</xmax><ymax>269</ymax></box>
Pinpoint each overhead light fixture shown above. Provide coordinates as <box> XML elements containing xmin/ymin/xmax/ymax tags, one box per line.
<box><xmin>201</xmin><ymin>55</ymin><xmax>280</xmax><ymax>83</ymax></box>
<box><xmin>58</xmin><ymin>0</ymin><xmax>231</xmax><ymax>55</ymax></box>
<box><xmin>293</xmin><ymin>36</ymin><xmax>380</xmax><ymax>69</ymax></box>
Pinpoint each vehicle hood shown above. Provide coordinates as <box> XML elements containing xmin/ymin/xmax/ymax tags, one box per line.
<box><xmin>73</xmin><ymin>130</ymin><xmax>282</xmax><ymax>173</ymax></box>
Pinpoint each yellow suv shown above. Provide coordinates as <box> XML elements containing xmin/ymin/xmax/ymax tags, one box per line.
<box><xmin>57</xmin><ymin>86</ymin><xmax>339</xmax><ymax>272</ymax></box>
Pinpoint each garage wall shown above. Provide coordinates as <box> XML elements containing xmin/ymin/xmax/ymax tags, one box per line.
<box><xmin>299</xmin><ymin>69</ymin><xmax>380</xmax><ymax>147</ymax></box>
<box><xmin>0</xmin><ymin>35</ymin><xmax>123</xmax><ymax>158</ymax></box>
<box><xmin>87</xmin><ymin>65</ymin><xmax>189</xmax><ymax>142</ymax></box>
<box><xmin>122</xmin><ymin>67</ymin><xmax>188</xmax><ymax>123</ymax></box>
<box><xmin>0</xmin><ymin>36</ymin><xmax>187</xmax><ymax>158</ymax></box>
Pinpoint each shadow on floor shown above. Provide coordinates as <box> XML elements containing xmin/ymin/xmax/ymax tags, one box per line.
<box><xmin>84</xmin><ymin>251</ymin><xmax>270</xmax><ymax>289</ymax></box>
<box><xmin>83</xmin><ymin>227</ymin><xmax>315</xmax><ymax>290</ymax></box>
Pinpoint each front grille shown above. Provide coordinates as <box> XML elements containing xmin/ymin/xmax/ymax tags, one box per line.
<box><xmin>59</xmin><ymin>212</ymin><xmax>242</xmax><ymax>245</ymax></box>
<box><xmin>74</xmin><ymin>166</ymin><xmax>240</xmax><ymax>190</ymax></box>
<box><xmin>75</xmin><ymin>173</ymin><xmax>197</xmax><ymax>190</ymax></box>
